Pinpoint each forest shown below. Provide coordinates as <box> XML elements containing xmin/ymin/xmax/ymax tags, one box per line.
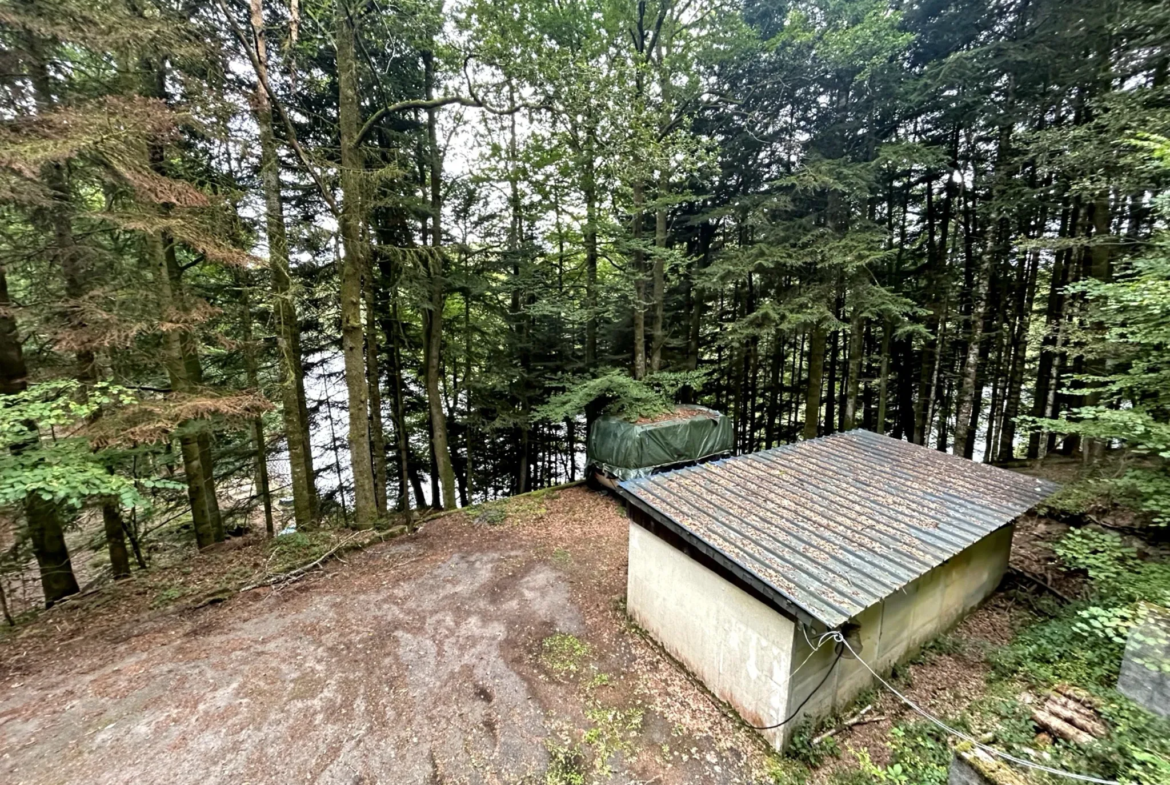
<box><xmin>0</xmin><ymin>0</ymin><xmax>1168</xmax><ymax>614</ymax></box>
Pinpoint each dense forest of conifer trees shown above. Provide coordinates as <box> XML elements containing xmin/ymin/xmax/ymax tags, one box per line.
<box><xmin>1</xmin><ymin>0</ymin><xmax>1168</xmax><ymax>609</ymax></box>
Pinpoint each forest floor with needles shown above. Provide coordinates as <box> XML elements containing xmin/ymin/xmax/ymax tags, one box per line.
<box><xmin>0</xmin><ymin>486</ymin><xmax>773</xmax><ymax>784</ymax></box>
<box><xmin>0</xmin><ymin>474</ymin><xmax>1161</xmax><ymax>785</ymax></box>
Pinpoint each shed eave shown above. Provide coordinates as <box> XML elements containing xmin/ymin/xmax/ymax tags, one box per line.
<box><xmin>618</xmin><ymin>486</ymin><xmax>833</xmax><ymax>628</ymax></box>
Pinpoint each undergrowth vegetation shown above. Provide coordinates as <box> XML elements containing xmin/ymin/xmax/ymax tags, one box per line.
<box><xmin>771</xmin><ymin>523</ymin><xmax>1170</xmax><ymax>785</ymax></box>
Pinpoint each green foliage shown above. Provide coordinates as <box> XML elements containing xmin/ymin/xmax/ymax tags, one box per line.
<box><xmin>1055</xmin><ymin>529</ymin><xmax>1139</xmax><ymax>585</ymax></box>
<box><xmin>831</xmin><ymin>723</ymin><xmax>948</xmax><ymax>785</ymax></box>
<box><xmin>544</xmin><ymin>741</ymin><xmax>586</xmax><ymax>785</ymax></box>
<box><xmin>766</xmin><ymin>757</ymin><xmax>810</xmax><ymax>785</ymax></box>
<box><xmin>1057</xmin><ymin>529</ymin><xmax>1170</xmax><ymax>604</ymax></box>
<box><xmin>1030</xmin><ymin>134</ymin><xmax>1170</xmax><ymax>527</ymax></box>
<box><xmin>540</xmin><ymin>632</ymin><xmax>590</xmax><ymax>676</ymax></box>
<box><xmin>0</xmin><ymin>380</ymin><xmax>176</xmax><ymax>511</ymax></box>
<box><xmin>1124</xmin><ymin>746</ymin><xmax>1170</xmax><ymax>785</ymax></box>
<box><xmin>992</xmin><ymin>529</ymin><xmax>1169</xmax><ymax>690</ymax></box>
<box><xmin>981</xmin><ymin>527</ymin><xmax>1170</xmax><ymax>785</ymax></box>
<box><xmin>786</xmin><ymin>723</ymin><xmax>838</xmax><ymax>768</ymax></box>
<box><xmin>150</xmin><ymin>585</ymin><xmax>187</xmax><ymax>609</ymax></box>
<box><xmin>266</xmin><ymin>531</ymin><xmax>338</xmax><ymax>574</ymax></box>
<box><xmin>533</xmin><ymin>369</ymin><xmax>707</xmax><ymax>423</ymax></box>
<box><xmin>581</xmin><ymin>704</ymin><xmax>643</xmax><ymax>775</ymax></box>
<box><xmin>473</xmin><ymin>505</ymin><xmax>509</xmax><ymax>526</ymax></box>
<box><xmin>991</xmin><ymin>602</ymin><xmax>1125</xmax><ymax>688</ymax></box>
<box><xmin>1047</xmin><ymin>528</ymin><xmax>1170</xmax><ymax>683</ymax></box>
<box><xmin>1036</xmin><ymin>479</ymin><xmax>1114</xmax><ymax>520</ymax></box>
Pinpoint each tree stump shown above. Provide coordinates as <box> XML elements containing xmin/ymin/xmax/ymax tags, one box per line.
<box><xmin>949</xmin><ymin>743</ymin><xmax>1027</xmax><ymax>785</ymax></box>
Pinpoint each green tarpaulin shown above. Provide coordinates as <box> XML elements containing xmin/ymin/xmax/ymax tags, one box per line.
<box><xmin>587</xmin><ymin>406</ymin><xmax>734</xmax><ymax>480</ymax></box>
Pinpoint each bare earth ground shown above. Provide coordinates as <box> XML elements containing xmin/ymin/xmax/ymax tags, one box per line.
<box><xmin>0</xmin><ymin>484</ymin><xmax>1077</xmax><ymax>785</ymax></box>
<box><xmin>0</xmin><ymin>487</ymin><xmax>774</xmax><ymax>785</ymax></box>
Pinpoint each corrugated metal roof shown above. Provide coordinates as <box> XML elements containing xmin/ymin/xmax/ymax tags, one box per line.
<box><xmin>617</xmin><ymin>430</ymin><xmax>1059</xmax><ymax>629</ymax></box>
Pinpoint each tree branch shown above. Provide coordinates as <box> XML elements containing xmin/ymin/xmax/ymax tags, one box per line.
<box><xmin>355</xmin><ymin>56</ymin><xmax>538</xmax><ymax>145</ymax></box>
<box><xmin>212</xmin><ymin>0</ymin><xmax>340</xmax><ymax>218</ymax></box>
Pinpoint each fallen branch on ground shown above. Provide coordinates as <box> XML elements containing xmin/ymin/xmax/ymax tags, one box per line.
<box><xmin>813</xmin><ymin>704</ymin><xmax>885</xmax><ymax>745</ymax></box>
<box><xmin>240</xmin><ymin>532</ymin><xmax>365</xmax><ymax>591</ymax></box>
<box><xmin>1009</xmin><ymin>566</ymin><xmax>1073</xmax><ymax>603</ymax></box>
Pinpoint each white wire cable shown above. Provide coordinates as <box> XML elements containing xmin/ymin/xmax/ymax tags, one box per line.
<box><xmin>819</xmin><ymin>630</ymin><xmax>1120</xmax><ymax>785</ymax></box>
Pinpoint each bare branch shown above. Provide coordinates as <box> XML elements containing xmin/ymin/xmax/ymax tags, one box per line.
<box><xmin>212</xmin><ymin>0</ymin><xmax>340</xmax><ymax>218</ymax></box>
<box><xmin>355</xmin><ymin>56</ymin><xmax>540</xmax><ymax>144</ymax></box>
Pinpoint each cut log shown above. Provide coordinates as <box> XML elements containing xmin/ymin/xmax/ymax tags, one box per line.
<box><xmin>1046</xmin><ymin>695</ymin><xmax>1107</xmax><ymax>738</ymax></box>
<box><xmin>1031</xmin><ymin>708</ymin><xmax>1094</xmax><ymax>745</ymax></box>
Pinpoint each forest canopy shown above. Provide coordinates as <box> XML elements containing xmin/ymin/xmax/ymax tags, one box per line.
<box><xmin>1</xmin><ymin>0</ymin><xmax>1168</xmax><ymax>609</ymax></box>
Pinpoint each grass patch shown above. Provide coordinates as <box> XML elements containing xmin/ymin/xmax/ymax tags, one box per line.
<box><xmin>506</xmin><ymin>494</ymin><xmax>550</xmax><ymax>521</ymax></box>
<box><xmin>541</xmin><ymin>632</ymin><xmax>590</xmax><ymax>676</ymax></box>
<box><xmin>544</xmin><ymin>740</ymin><xmax>586</xmax><ymax>785</ymax></box>
<box><xmin>473</xmin><ymin>505</ymin><xmax>509</xmax><ymax>526</ymax></box>
<box><xmin>150</xmin><ymin>585</ymin><xmax>186</xmax><ymax>609</ymax></box>
<box><xmin>587</xmin><ymin>672</ymin><xmax>612</xmax><ymax>689</ymax></box>
<box><xmin>766</xmin><ymin>756</ymin><xmax>810</xmax><ymax>784</ymax></box>
<box><xmin>786</xmin><ymin>722</ymin><xmax>840</xmax><ymax>768</ymax></box>
<box><xmin>916</xmin><ymin>632</ymin><xmax>964</xmax><ymax>660</ymax></box>
<box><xmin>466</xmin><ymin>486</ymin><xmax>564</xmax><ymax>529</ymax></box>
<box><xmin>582</xmin><ymin>704</ymin><xmax>644</xmax><ymax>776</ymax></box>
<box><xmin>1036</xmin><ymin>478</ymin><xmax>1115</xmax><ymax>521</ymax></box>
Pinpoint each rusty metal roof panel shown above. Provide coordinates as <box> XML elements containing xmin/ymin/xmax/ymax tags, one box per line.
<box><xmin>617</xmin><ymin>430</ymin><xmax>1059</xmax><ymax>629</ymax></box>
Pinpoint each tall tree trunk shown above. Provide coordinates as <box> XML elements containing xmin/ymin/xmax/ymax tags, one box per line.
<box><xmin>249</xmin><ymin>0</ymin><xmax>316</xmax><ymax>526</ymax></box>
<box><xmin>388</xmin><ymin>290</ymin><xmax>412</xmax><ymax>520</ymax></box>
<box><xmin>365</xmin><ymin>280</ymin><xmax>388</xmax><ymax>515</ymax></box>
<box><xmin>139</xmin><ymin>60</ymin><xmax>224</xmax><ymax>545</ymax></box>
<box><xmin>876</xmin><ymin>318</ymin><xmax>891</xmax><ymax>434</ymax></box>
<box><xmin>145</xmin><ymin>232</ymin><xmax>221</xmax><ymax>548</ymax></box>
<box><xmin>1029</xmin><ymin>198</ymin><xmax>1077</xmax><ymax>458</ymax></box>
<box><xmin>915</xmin><ymin>147</ymin><xmax>957</xmax><ymax>444</ymax></box>
<box><xmin>953</xmin><ymin>226</ymin><xmax>992</xmax><ymax>456</ymax></box>
<box><xmin>583</xmin><ymin>128</ymin><xmax>599</xmax><ymax>371</ymax></box>
<box><xmin>422</xmin><ymin>50</ymin><xmax>457</xmax><ymax>510</ymax></box>
<box><xmin>0</xmin><ymin>573</ymin><xmax>12</xmax><ymax>626</ymax></box>
<box><xmin>24</xmin><ymin>26</ymin><xmax>129</xmax><ymax>579</ymax></box>
<box><xmin>650</xmin><ymin>171</ymin><xmax>667</xmax><ymax>372</ymax></box>
<box><xmin>0</xmin><ymin>261</ymin><xmax>79</xmax><ymax>605</ymax></box>
<box><xmin>765</xmin><ymin>333</ymin><xmax>784</xmax><ymax>448</ymax></box>
<box><xmin>825</xmin><ymin>323</ymin><xmax>839</xmax><ymax>434</ymax></box>
<box><xmin>982</xmin><ymin>322</ymin><xmax>1005</xmax><ymax>463</ymax></box>
<box><xmin>335</xmin><ymin>0</ymin><xmax>378</xmax><ymax>526</ymax></box>
<box><xmin>239</xmin><ymin>274</ymin><xmax>274</xmax><ymax>536</ymax></box>
<box><xmin>843</xmin><ymin>304</ymin><xmax>863</xmax><ymax>430</ymax></box>
<box><xmin>997</xmin><ymin>229</ymin><xmax>1042</xmax><ymax>462</ymax></box>
<box><xmin>802</xmin><ymin>323</ymin><xmax>827</xmax><ymax>440</ymax></box>
<box><xmin>894</xmin><ymin>337</ymin><xmax>916</xmax><ymax>440</ymax></box>
<box><xmin>1082</xmin><ymin>192</ymin><xmax>1113</xmax><ymax>463</ymax></box>
<box><xmin>632</xmin><ymin>177</ymin><xmax>647</xmax><ymax>380</ymax></box>
<box><xmin>369</xmin><ymin>151</ymin><xmax>413</xmax><ymax>522</ymax></box>
<box><xmin>790</xmin><ymin>332</ymin><xmax>805</xmax><ymax>439</ymax></box>
<box><xmin>101</xmin><ymin>504</ymin><xmax>131</xmax><ymax>579</ymax></box>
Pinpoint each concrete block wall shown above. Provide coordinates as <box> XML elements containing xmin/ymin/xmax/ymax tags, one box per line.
<box><xmin>626</xmin><ymin>514</ymin><xmax>1014</xmax><ymax>752</ymax></box>
<box><xmin>626</xmin><ymin>522</ymin><xmax>796</xmax><ymax>750</ymax></box>
<box><xmin>782</xmin><ymin>525</ymin><xmax>1014</xmax><ymax>747</ymax></box>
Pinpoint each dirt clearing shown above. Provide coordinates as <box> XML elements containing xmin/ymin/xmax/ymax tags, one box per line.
<box><xmin>0</xmin><ymin>487</ymin><xmax>772</xmax><ymax>785</ymax></box>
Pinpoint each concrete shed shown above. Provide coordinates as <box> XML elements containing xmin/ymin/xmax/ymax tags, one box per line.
<box><xmin>616</xmin><ymin>430</ymin><xmax>1058</xmax><ymax>750</ymax></box>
